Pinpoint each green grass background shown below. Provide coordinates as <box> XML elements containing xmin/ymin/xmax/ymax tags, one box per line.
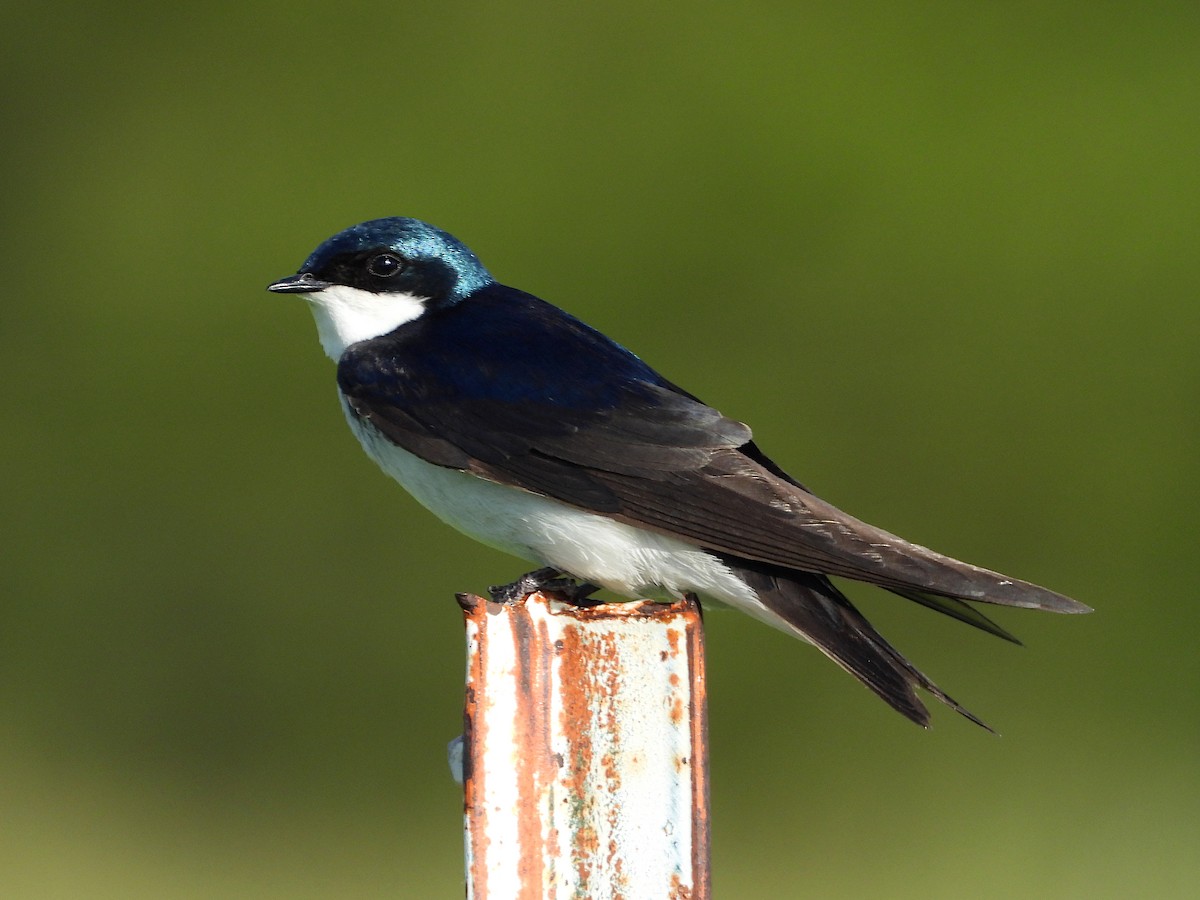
<box><xmin>3</xmin><ymin>2</ymin><xmax>1197</xmax><ymax>896</ymax></box>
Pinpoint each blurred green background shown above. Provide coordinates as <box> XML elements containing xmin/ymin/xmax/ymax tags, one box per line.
<box><xmin>3</xmin><ymin>1</ymin><xmax>1197</xmax><ymax>897</ymax></box>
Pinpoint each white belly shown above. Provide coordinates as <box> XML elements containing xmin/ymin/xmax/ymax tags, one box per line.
<box><xmin>344</xmin><ymin>407</ymin><xmax>763</xmax><ymax>608</ymax></box>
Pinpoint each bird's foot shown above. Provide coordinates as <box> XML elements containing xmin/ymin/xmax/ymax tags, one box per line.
<box><xmin>488</xmin><ymin>568</ymin><xmax>602</xmax><ymax>606</ymax></box>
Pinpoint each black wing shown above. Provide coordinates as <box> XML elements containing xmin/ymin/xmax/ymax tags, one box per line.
<box><xmin>338</xmin><ymin>284</ymin><xmax>1087</xmax><ymax>619</ymax></box>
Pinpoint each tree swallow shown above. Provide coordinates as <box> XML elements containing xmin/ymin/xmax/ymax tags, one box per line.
<box><xmin>268</xmin><ymin>217</ymin><xmax>1089</xmax><ymax>728</ymax></box>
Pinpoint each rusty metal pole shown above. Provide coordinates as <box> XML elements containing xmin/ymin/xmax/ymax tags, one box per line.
<box><xmin>457</xmin><ymin>591</ymin><xmax>710</xmax><ymax>900</ymax></box>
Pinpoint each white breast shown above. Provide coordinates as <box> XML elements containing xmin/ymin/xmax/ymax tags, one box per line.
<box><xmin>343</xmin><ymin>403</ymin><xmax>765</xmax><ymax>611</ymax></box>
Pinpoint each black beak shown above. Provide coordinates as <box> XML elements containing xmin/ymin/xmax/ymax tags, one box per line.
<box><xmin>267</xmin><ymin>273</ymin><xmax>331</xmax><ymax>294</ymax></box>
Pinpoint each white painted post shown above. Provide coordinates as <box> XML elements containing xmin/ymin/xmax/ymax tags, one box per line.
<box><xmin>457</xmin><ymin>591</ymin><xmax>710</xmax><ymax>900</ymax></box>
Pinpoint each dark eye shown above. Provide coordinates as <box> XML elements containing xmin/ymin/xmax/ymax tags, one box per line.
<box><xmin>366</xmin><ymin>252</ymin><xmax>404</xmax><ymax>278</ymax></box>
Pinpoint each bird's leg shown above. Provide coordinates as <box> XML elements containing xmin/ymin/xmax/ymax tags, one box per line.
<box><xmin>488</xmin><ymin>567</ymin><xmax>562</xmax><ymax>603</ymax></box>
<box><xmin>563</xmin><ymin>581</ymin><xmax>603</xmax><ymax>606</ymax></box>
<box><xmin>488</xmin><ymin>567</ymin><xmax>602</xmax><ymax>605</ymax></box>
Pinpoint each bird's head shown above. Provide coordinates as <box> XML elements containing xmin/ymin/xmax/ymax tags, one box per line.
<box><xmin>268</xmin><ymin>217</ymin><xmax>493</xmax><ymax>359</ymax></box>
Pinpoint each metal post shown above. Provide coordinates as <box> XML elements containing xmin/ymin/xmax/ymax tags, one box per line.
<box><xmin>457</xmin><ymin>591</ymin><xmax>710</xmax><ymax>900</ymax></box>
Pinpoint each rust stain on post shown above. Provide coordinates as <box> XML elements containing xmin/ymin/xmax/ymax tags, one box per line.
<box><xmin>685</xmin><ymin>604</ymin><xmax>710</xmax><ymax>900</ymax></box>
<box><xmin>460</xmin><ymin>592</ymin><xmax>710</xmax><ymax>900</ymax></box>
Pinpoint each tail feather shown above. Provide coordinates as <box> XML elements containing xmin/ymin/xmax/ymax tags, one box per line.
<box><xmin>724</xmin><ymin>558</ymin><xmax>994</xmax><ymax>730</ymax></box>
<box><xmin>886</xmin><ymin>587</ymin><xmax>1022</xmax><ymax>645</ymax></box>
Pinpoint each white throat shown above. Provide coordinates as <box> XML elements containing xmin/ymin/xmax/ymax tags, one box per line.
<box><xmin>301</xmin><ymin>284</ymin><xmax>427</xmax><ymax>359</ymax></box>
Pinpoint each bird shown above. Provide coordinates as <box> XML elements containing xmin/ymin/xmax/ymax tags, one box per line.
<box><xmin>268</xmin><ymin>217</ymin><xmax>1090</xmax><ymax>729</ymax></box>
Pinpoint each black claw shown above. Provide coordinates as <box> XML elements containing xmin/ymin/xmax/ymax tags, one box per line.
<box><xmin>487</xmin><ymin>568</ymin><xmax>603</xmax><ymax>606</ymax></box>
<box><xmin>564</xmin><ymin>582</ymin><xmax>603</xmax><ymax>605</ymax></box>
<box><xmin>488</xmin><ymin>567</ymin><xmax>562</xmax><ymax>604</ymax></box>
